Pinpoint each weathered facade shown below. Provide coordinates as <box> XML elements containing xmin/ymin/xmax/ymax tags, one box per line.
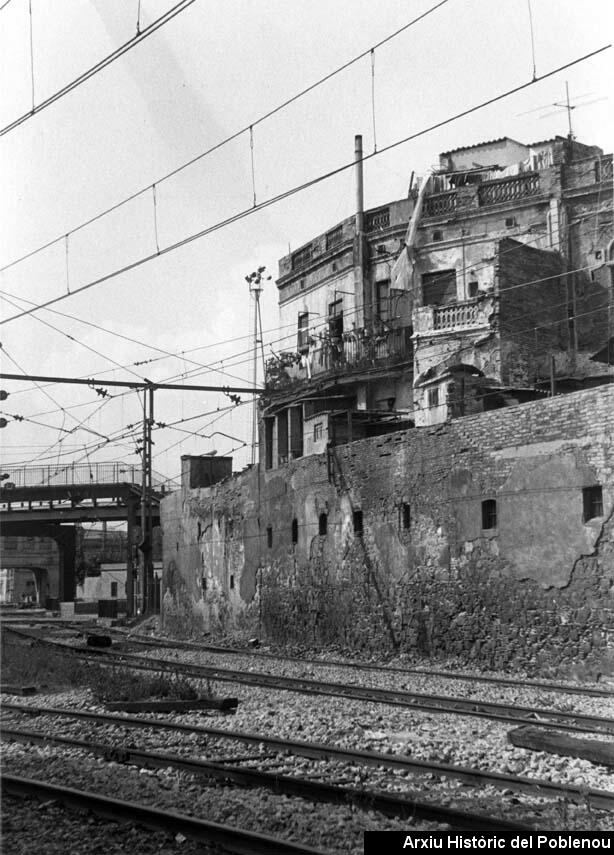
<box><xmin>160</xmin><ymin>133</ymin><xmax>613</xmax><ymax>674</ymax></box>
<box><xmin>263</xmin><ymin>135</ymin><xmax>612</xmax><ymax>451</ymax></box>
<box><xmin>161</xmin><ymin>384</ymin><xmax>614</xmax><ymax>676</ymax></box>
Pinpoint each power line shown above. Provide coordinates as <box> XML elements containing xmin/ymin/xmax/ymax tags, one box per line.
<box><xmin>0</xmin><ymin>0</ymin><xmax>450</xmax><ymax>271</ymax></box>
<box><xmin>1</xmin><ymin>44</ymin><xmax>609</xmax><ymax>327</ymax></box>
<box><xmin>0</xmin><ymin>0</ymin><xmax>197</xmax><ymax>137</ymax></box>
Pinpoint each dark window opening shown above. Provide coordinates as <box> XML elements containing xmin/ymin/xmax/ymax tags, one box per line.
<box><xmin>505</xmin><ymin>216</ymin><xmax>517</xmax><ymax>228</ymax></box>
<box><xmin>326</xmin><ymin>225</ymin><xmax>343</xmax><ymax>251</ymax></box>
<box><xmin>297</xmin><ymin>312</ymin><xmax>309</xmax><ymax>351</ymax></box>
<box><xmin>468</xmin><ymin>280</ymin><xmax>479</xmax><ymax>297</ymax></box>
<box><xmin>290</xmin><ymin>406</ymin><xmax>303</xmax><ymax>459</ymax></box>
<box><xmin>583</xmin><ymin>486</ymin><xmax>603</xmax><ymax>522</ymax></box>
<box><xmin>318</xmin><ymin>513</ymin><xmax>328</xmax><ymax>536</ymax></box>
<box><xmin>353</xmin><ymin>510</ymin><xmax>363</xmax><ymax>536</ymax></box>
<box><xmin>266</xmin><ymin>526</ymin><xmax>273</xmax><ymax>548</ymax></box>
<box><xmin>291</xmin><ymin>518</ymin><xmax>298</xmax><ymax>544</ymax></box>
<box><xmin>277</xmin><ymin>410</ymin><xmax>289</xmax><ymax>465</ymax></box>
<box><xmin>228</xmin><ymin>518</ymin><xmax>234</xmax><ymax>537</ymax></box>
<box><xmin>264</xmin><ymin>417</ymin><xmax>274</xmax><ymax>470</ymax></box>
<box><xmin>427</xmin><ymin>386</ymin><xmax>439</xmax><ymax>408</ymax></box>
<box><xmin>432</xmin><ymin>230</ymin><xmax>444</xmax><ymax>242</ymax></box>
<box><xmin>595</xmin><ymin>250</ymin><xmax>603</xmax><ymax>260</ymax></box>
<box><xmin>401</xmin><ymin>503</ymin><xmax>410</xmax><ymax>530</ymax></box>
<box><xmin>482</xmin><ymin>499</ymin><xmax>497</xmax><ymax>530</ymax></box>
<box><xmin>292</xmin><ymin>244</ymin><xmax>313</xmax><ymax>270</ymax></box>
<box><xmin>202</xmin><ymin>577</ymin><xmax>207</xmax><ymax>591</ymax></box>
<box><xmin>197</xmin><ymin>522</ymin><xmax>202</xmax><ymax>540</ymax></box>
<box><xmin>421</xmin><ymin>269</ymin><xmax>457</xmax><ymax>306</ymax></box>
<box><xmin>376</xmin><ymin>279</ymin><xmax>390</xmax><ymax>323</ymax></box>
<box><xmin>229</xmin><ymin>574</ymin><xmax>234</xmax><ymax>589</ymax></box>
<box><xmin>110</xmin><ymin>582</ymin><xmax>118</xmax><ymax>598</ymax></box>
<box><xmin>328</xmin><ymin>299</ymin><xmax>343</xmax><ymax>340</ymax></box>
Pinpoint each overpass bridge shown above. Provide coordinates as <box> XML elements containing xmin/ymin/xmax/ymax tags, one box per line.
<box><xmin>0</xmin><ymin>463</ymin><xmax>177</xmax><ymax>607</ymax></box>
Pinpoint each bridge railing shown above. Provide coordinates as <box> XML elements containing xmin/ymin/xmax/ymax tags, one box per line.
<box><xmin>0</xmin><ymin>462</ymin><xmax>178</xmax><ymax>491</ymax></box>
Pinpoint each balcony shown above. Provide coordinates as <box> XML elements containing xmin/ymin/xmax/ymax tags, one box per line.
<box><xmin>478</xmin><ymin>172</ymin><xmax>539</xmax><ymax>206</ymax></box>
<box><xmin>423</xmin><ymin>191</ymin><xmax>458</xmax><ymax>218</ymax></box>
<box><xmin>265</xmin><ymin>325</ymin><xmax>413</xmax><ymax>390</ymax></box>
<box><xmin>414</xmin><ymin>298</ymin><xmax>493</xmax><ymax>335</ymax></box>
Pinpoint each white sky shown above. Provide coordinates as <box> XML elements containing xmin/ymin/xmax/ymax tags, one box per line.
<box><xmin>1</xmin><ymin>0</ymin><xmax>612</xmax><ymax>487</ymax></box>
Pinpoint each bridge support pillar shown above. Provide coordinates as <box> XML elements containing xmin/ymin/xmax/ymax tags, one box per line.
<box><xmin>126</xmin><ymin>499</ymin><xmax>138</xmax><ymax>617</ymax></box>
<box><xmin>52</xmin><ymin>525</ymin><xmax>76</xmax><ymax>603</ymax></box>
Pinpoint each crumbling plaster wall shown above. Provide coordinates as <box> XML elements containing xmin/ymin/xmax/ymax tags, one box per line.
<box><xmin>161</xmin><ymin>385</ymin><xmax>614</xmax><ymax>674</ymax></box>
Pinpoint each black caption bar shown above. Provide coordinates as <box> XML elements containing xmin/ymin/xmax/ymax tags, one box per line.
<box><xmin>364</xmin><ymin>833</ymin><xmax>614</xmax><ymax>854</ymax></box>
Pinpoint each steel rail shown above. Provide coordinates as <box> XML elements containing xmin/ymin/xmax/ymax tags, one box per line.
<box><xmin>1</xmin><ymin>726</ymin><xmax>531</xmax><ymax>832</ymax></box>
<box><xmin>4</xmin><ymin>704</ymin><xmax>614</xmax><ymax>813</ymax></box>
<box><xmin>6</xmin><ymin>619</ymin><xmax>614</xmax><ymax>698</ymax></box>
<box><xmin>113</xmin><ymin>630</ymin><xmax>614</xmax><ymax>699</ymax></box>
<box><xmin>0</xmin><ymin>774</ymin><xmax>329</xmax><ymax>855</ymax></box>
<box><xmin>88</xmin><ymin>647</ymin><xmax>614</xmax><ymax>735</ymax></box>
<box><xmin>5</xmin><ymin>627</ymin><xmax>611</xmax><ymax>734</ymax></box>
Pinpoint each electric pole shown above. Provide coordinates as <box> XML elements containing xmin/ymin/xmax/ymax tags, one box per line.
<box><xmin>245</xmin><ymin>267</ymin><xmax>270</xmax><ymax>466</ymax></box>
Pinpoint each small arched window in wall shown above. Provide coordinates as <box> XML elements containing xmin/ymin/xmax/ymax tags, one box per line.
<box><xmin>291</xmin><ymin>518</ymin><xmax>298</xmax><ymax>544</ymax></box>
<box><xmin>318</xmin><ymin>513</ymin><xmax>328</xmax><ymax>536</ymax></box>
<box><xmin>481</xmin><ymin>499</ymin><xmax>497</xmax><ymax>530</ymax></box>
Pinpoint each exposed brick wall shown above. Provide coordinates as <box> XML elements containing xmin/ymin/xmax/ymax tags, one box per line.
<box><xmin>161</xmin><ymin>385</ymin><xmax>614</xmax><ymax>675</ymax></box>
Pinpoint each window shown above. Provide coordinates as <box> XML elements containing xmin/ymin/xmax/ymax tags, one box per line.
<box><xmin>318</xmin><ymin>513</ymin><xmax>328</xmax><ymax>536</ymax></box>
<box><xmin>297</xmin><ymin>312</ymin><xmax>309</xmax><ymax>351</ymax></box>
<box><xmin>353</xmin><ymin>510</ymin><xmax>363</xmax><ymax>536</ymax></box>
<box><xmin>277</xmin><ymin>410</ymin><xmax>288</xmax><ymax>464</ymax></box>
<box><xmin>427</xmin><ymin>386</ymin><xmax>439</xmax><ymax>408</ymax></box>
<box><xmin>432</xmin><ymin>230</ymin><xmax>444</xmax><ymax>242</ymax></box>
<box><xmin>328</xmin><ymin>299</ymin><xmax>343</xmax><ymax>339</ymax></box>
<box><xmin>110</xmin><ymin>582</ymin><xmax>118</xmax><ymax>598</ymax></box>
<box><xmin>505</xmin><ymin>216</ymin><xmax>517</xmax><ymax>228</ymax></box>
<box><xmin>421</xmin><ymin>270</ymin><xmax>457</xmax><ymax>306</ymax></box>
<box><xmin>264</xmin><ymin>417</ymin><xmax>274</xmax><ymax>470</ymax></box>
<box><xmin>291</xmin><ymin>518</ymin><xmax>298</xmax><ymax>544</ymax></box>
<box><xmin>401</xmin><ymin>503</ymin><xmax>410</xmax><ymax>530</ymax></box>
<box><xmin>292</xmin><ymin>244</ymin><xmax>313</xmax><ymax>270</ymax></box>
<box><xmin>290</xmin><ymin>406</ymin><xmax>303</xmax><ymax>459</ymax></box>
<box><xmin>468</xmin><ymin>280</ymin><xmax>479</xmax><ymax>298</ymax></box>
<box><xmin>266</xmin><ymin>526</ymin><xmax>273</xmax><ymax>548</ymax></box>
<box><xmin>482</xmin><ymin>499</ymin><xmax>497</xmax><ymax>530</ymax></box>
<box><xmin>376</xmin><ymin>279</ymin><xmax>390</xmax><ymax>323</ymax></box>
<box><xmin>229</xmin><ymin>574</ymin><xmax>234</xmax><ymax>590</ymax></box>
<box><xmin>583</xmin><ymin>486</ymin><xmax>603</xmax><ymax>522</ymax></box>
<box><xmin>313</xmin><ymin>422</ymin><xmax>323</xmax><ymax>442</ymax></box>
<box><xmin>326</xmin><ymin>225</ymin><xmax>343</xmax><ymax>251</ymax></box>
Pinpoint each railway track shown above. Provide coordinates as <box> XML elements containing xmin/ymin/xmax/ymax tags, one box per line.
<box><xmin>5</xmin><ymin>617</ymin><xmax>613</xmax><ymax>699</ymax></box>
<box><xmin>5</xmin><ymin>626</ymin><xmax>612</xmax><ymax>734</ymax></box>
<box><xmin>1</xmin><ymin>774</ymin><xmax>330</xmax><ymax>855</ymax></box>
<box><xmin>80</xmin><ymin>647</ymin><xmax>614</xmax><ymax>735</ymax></box>
<box><xmin>4</xmin><ymin>702</ymin><xmax>614</xmax><ymax>813</ymax></box>
<box><xmin>1</xmin><ymin>723</ymin><xmax>531</xmax><ymax>833</ymax></box>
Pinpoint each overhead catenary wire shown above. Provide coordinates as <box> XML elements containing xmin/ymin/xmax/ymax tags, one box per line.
<box><xmin>1</xmin><ymin>44</ymin><xmax>610</xmax><ymax>327</ymax></box>
<box><xmin>0</xmin><ymin>0</ymin><xmax>450</xmax><ymax>272</ymax></box>
<box><xmin>0</xmin><ymin>0</ymin><xmax>197</xmax><ymax>137</ymax></box>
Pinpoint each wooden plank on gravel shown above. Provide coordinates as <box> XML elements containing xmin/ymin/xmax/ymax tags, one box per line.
<box><xmin>105</xmin><ymin>697</ymin><xmax>238</xmax><ymax>713</ymax></box>
<box><xmin>508</xmin><ymin>726</ymin><xmax>614</xmax><ymax>767</ymax></box>
<box><xmin>0</xmin><ymin>685</ymin><xmax>37</xmax><ymax>696</ymax></box>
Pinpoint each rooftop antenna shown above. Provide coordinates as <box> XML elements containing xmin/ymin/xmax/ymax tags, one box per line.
<box><xmin>517</xmin><ymin>84</ymin><xmax>607</xmax><ymax>140</ymax></box>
